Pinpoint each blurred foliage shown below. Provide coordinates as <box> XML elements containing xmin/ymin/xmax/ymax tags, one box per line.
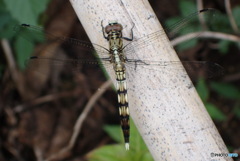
<box><xmin>165</xmin><ymin>0</ymin><xmax>240</xmax><ymax>53</ymax></box>
<box><xmin>164</xmin><ymin>0</ymin><xmax>198</xmax><ymax>50</ymax></box>
<box><xmin>232</xmin><ymin>6</ymin><xmax>240</xmax><ymax>27</ymax></box>
<box><xmin>3</xmin><ymin>0</ymin><xmax>49</xmax><ymax>25</ymax></box>
<box><xmin>165</xmin><ymin>0</ymin><xmax>240</xmax><ymax>124</ymax></box>
<box><xmin>210</xmin><ymin>82</ymin><xmax>240</xmax><ymax>100</ymax></box>
<box><xmin>0</xmin><ymin>0</ymin><xmax>50</xmax><ymax>70</ymax></box>
<box><xmin>196</xmin><ymin>78</ymin><xmax>227</xmax><ymax>121</ymax></box>
<box><xmin>196</xmin><ymin>78</ymin><xmax>240</xmax><ymax>121</ymax></box>
<box><xmin>87</xmin><ymin>119</ymin><xmax>153</xmax><ymax>161</ymax></box>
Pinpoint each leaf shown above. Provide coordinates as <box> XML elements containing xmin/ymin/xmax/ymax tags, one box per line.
<box><xmin>87</xmin><ymin>145</ymin><xmax>128</xmax><ymax>161</ymax></box>
<box><xmin>14</xmin><ymin>36</ymin><xmax>34</xmax><ymax>70</ymax></box>
<box><xmin>0</xmin><ymin>11</ymin><xmax>11</xmax><ymax>29</ymax></box>
<box><xmin>210</xmin><ymin>12</ymin><xmax>231</xmax><ymax>33</ymax></box>
<box><xmin>0</xmin><ymin>1</ymin><xmax>18</xmax><ymax>39</ymax></box>
<box><xmin>196</xmin><ymin>78</ymin><xmax>209</xmax><ymax>102</ymax></box>
<box><xmin>179</xmin><ymin>0</ymin><xmax>196</xmax><ymax>17</ymax></box>
<box><xmin>103</xmin><ymin>125</ymin><xmax>122</xmax><ymax>143</ymax></box>
<box><xmin>206</xmin><ymin>103</ymin><xmax>226</xmax><ymax>121</ymax></box>
<box><xmin>12</xmin><ymin>24</ymin><xmax>48</xmax><ymax>70</ymax></box>
<box><xmin>232</xmin><ymin>6</ymin><xmax>240</xmax><ymax>27</ymax></box>
<box><xmin>129</xmin><ymin>120</ymin><xmax>149</xmax><ymax>152</ymax></box>
<box><xmin>164</xmin><ymin>17</ymin><xmax>182</xmax><ymax>29</ymax></box>
<box><xmin>176</xmin><ymin>39</ymin><xmax>197</xmax><ymax>51</ymax></box>
<box><xmin>166</xmin><ymin>5</ymin><xmax>217</xmax><ymax>50</ymax></box>
<box><xmin>3</xmin><ymin>0</ymin><xmax>50</xmax><ymax>25</ymax></box>
<box><xmin>0</xmin><ymin>18</ymin><xmax>18</xmax><ymax>39</ymax></box>
<box><xmin>88</xmin><ymin>120</ymin><xmax>153</xmax><ymax>161</ymax></box>
<box><xmin>210</xmin><ymin>82</ymin><xmax>240</xmax><ymax>99</ymax></box>
<box><xmin>218</xmin><ymin>40</ymin><xmax>231</xmax><ymax>55</ymax></box>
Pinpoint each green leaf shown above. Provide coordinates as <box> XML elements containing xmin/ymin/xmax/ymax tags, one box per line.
<box><xmin>210</xmin><ymin>12</ymin><xmax>231</xmax><ymax>33</ymax></box>
<box><xmin>14</xmin><ymin>24</ymin><xmax>46</xmax><ymax>43</ymax></box>
<box><xmin>210</xmin><ymin>82</ymin><xmax>240</xmax><ymax>99</ymax></box>
<box><xmin>104</xmin><ymin>125</ymin><xmax>122</xmax><ymax>143</ymax></box>
<box><xmin>4</xmin><ymin>0</ymin><xmax>50</xmax><ymax>25</ymax></box>
<box><xmin>176</xmin><ymin>39</ymin><xmax>197</xmax><ymax>51</ymax></box>
<box><xmin>218</xmin><ymin>40</ymin><xmax>231</xmax><ymax>55</ymax></box>
<box><xmin>0</xmin><ymin>18</ymin><xmax>18</xmax><ymax>39</ymax></box>
<box><xmin>87</xmin><ymin>145</ymin><xmax>128</xmax><ymax>161</ymax></box>
<box><xmin>232</xmin><ymin>6</ymin><xmax>240</xmax><ymax>27</ymax></box>
<box><xmin>14</xmin><ymin>36</ymin><xmax>34</xmax><ymax>70</ymax></box>
<box><xmin>179</xmin><ymin>0</ymin><xmax>196</xmax><ymax>17</ymax></box>
<box><xmin>164</xmin><ymin>17</ymin><xmax>182</xmax><ymax>30</ymax></box>
<box><xmin>89</xmin><ymin>120</ymin><xmax>153</xmax><ymax>161</ymax></box>
<box><xmin>196</xmin><ymin>78</ymin><xmax>209</xmax><ymax>102</ymax></box>
<box><xmin>206</xmin><ymin>103</ymin><xmax>226</xmax><ymax>121</ymax></box>
<box><xmin>0</xmin><ymin>1</ymin><xmax>17</xmax><ymax>39</ymax></box>
<box><xmin>0</xmin><ymin>11</ymin><xmax>11</xmax><ymax>29</ymax></box>
<box><xmin>129</xmin><ymin>120</ymin><xmax>149</xmax><ymax>153</ymax></box>
<box><xmin>12</xmin><ymin>23</ymin><xmax>47</xmax><ymax>70</ymax></box>
<box><xmin>166</xmin><ymin>4</ymin><xmax>218</xmax><ymax>50</ymax></box>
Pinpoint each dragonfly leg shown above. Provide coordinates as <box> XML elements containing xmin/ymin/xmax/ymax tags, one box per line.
<box><xmin>101</xmin><ymin>20</ymin><xmax>109</xmax><ymax>40</ymax></box>
<box><xmin>122</xmin><ymin>23</ymin><xmax>135</xmax><ymax>41</ymax></box>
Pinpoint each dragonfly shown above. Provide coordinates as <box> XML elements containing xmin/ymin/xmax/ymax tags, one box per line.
<box><xmin>14</xmin><ymin>8</ymin><xmax>223</xmax><ymax>150</ymax></box>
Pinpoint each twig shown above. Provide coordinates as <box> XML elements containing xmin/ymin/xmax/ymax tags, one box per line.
<box><xmin>196</xmin><ymin>0</ymin><xmax>203</xmax><ymax>11</ymax></box>
<box><xmin>1</xmin><ymin>39</ymin><xmax>25</xmax><ymax>98</ymax></box>
<box><xmin>224</xmin><ymin>0</ymin><xmax>239</xmax><ymax>33</ymax></box>
<box><xmin>14</xmin><ymin>88</ymin><xmax>83</xmax><ymax>113</ymax></box>
<box><xmin>67</xmin><ymin>80</ymin><xmax>112</xmax><ymax>149</ymax></box>
<box><xmin>196</xmin><ymin>0</ymin><xmax>208</xmax><ymax>30</ymax></box>
<box><xmin>171</xmin><ymin>31</ymin><xmax>240</xmax><ymax>46</ymax></box>
<box><xmin>45</xmin><ymin>80</ymin><xmax>112</xmax><ymax>161</ymax></box>
<box><xmin>223</xmin><ymin>72</ymin><xmax>240</xmax><ymax>82</ymax></box>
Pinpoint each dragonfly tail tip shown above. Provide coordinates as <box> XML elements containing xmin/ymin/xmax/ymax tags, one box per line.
<box><xmin>125</xmin><ymin>143</ymin><xmax>130</xmax><ymax>150</ymax></box>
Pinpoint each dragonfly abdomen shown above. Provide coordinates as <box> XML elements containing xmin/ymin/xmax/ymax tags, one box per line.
<box><xmin>116</xmin><ymin>70</ymin><xmax>130</xmax><ymax>150</ymax></box>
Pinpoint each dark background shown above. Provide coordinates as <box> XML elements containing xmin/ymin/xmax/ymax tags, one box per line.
<box><xmin>0</xmin><ymin>0</ymin><xmax>240</xmax><ymax>160</ymax></box>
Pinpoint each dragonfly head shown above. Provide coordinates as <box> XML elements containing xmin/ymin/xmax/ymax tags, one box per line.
<box><xmin>105</xmin><ymin>21</ymin><xmax>123</xmax><ymax>34</ymax></box>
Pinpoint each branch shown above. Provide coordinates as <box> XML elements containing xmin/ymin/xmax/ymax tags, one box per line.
<box><xmin>45</xmin><ymin>80</ymin><xmax>112</xmax><ymax>161</ymax></box>
<box><xmin>171</xmin><ymin>31</ymin><xmax>240</xmax><ymax>46</ymax></box>
<box><xmin>69</xmin><ymin>0</ymin><xmax>230</xmax><ymax>160</ymax></box>
<box><xmin>196</xmin><ymin>0</ymin><xmax>208</xmax><ymax>30</ymax></box>
<box><xmin>1</xmin><ymin>39</ymin><xmax>25</xmax><ymax>98</ymax></box>
<box><xmin>224</xmin><ymin>0</ymin><xmax>239</xmax><ymax>33</ymax></box>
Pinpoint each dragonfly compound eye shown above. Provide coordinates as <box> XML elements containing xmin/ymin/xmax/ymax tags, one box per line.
<box><xmin>105</xmin><ymin>23</ymin><xmax>123</xmax><ymax>34</ymax></box>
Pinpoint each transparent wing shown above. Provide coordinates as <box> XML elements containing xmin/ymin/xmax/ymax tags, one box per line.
<box><xmin>123</xmin><ymin>8</ymin><xmax>217</xmax><ymax>58</ymax></box>
<box><xmin>15</xmin><ymin>8</ymin><xmax>223</xmax><ymax>91</ymax></box>
<box><xmin>124</xmin><ymin>60</ymin><xmax>224</xmax><ymax>90</ymax></box>
<box><xmin>14</xmin><ymin>24</ymin><xmax>110</xmax><ymax>57</ymax></box>
<box><xmin>14</xmin><ymin>24</ymin><xmax>114</xmax><ymax>75</ymax></box>
<box><xmin>25</xmin><ymin>55</ymin><xmax>114</xmax><ymax>76</ymax></box>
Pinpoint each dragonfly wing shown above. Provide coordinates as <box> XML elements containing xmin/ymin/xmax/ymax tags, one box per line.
<box><xmin>26</xmin><ymin>55</ymin><xmax>113</xmax><ymax>75</ymax></box>
<box><xmin>14</xmin><ymin>24</ymin><xmax>110</xmax><ymax>57</ymax></box>
<box><xmin>125</xmin><ymin>60</ymin><xmax>224</xmax><ymax>90</ymax></box>
<box><xmin>15</xmin><ymin>23</ymin><xmax>115</xmax><ymax>80</ymax></box>
<box><xmin>123</xmin><ymin>8</ymin><xmax>216</xmax><ymax>55</ymax></box>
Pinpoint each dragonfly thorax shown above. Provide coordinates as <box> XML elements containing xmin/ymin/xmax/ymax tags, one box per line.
<box><xmin>111</xmin><ymin>51</ymin><xmax>126</xmax><ymax>71</ymax></box>
<box><xmin>113</xmin><ymin>62</ymin><xmax>126</xmax><ymax>72</ymax></box>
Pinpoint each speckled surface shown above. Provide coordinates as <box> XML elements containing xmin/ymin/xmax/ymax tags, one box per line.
<box><xmin>70</xmin><ymin>0</ymin><xmax>231</xmax><ymax>160</ymax></box>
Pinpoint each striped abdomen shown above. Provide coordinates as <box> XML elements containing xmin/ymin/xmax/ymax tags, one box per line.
<box><xmin>116</xmin><ymin>70</ymin><xmax>130</xmax><ymax>150</ymax></box>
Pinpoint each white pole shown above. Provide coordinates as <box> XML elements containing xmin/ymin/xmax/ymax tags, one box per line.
<box><xmin>69</xmin><ymin>0</ymin><xmax>230</xmax><ymax>160</ymax></box>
